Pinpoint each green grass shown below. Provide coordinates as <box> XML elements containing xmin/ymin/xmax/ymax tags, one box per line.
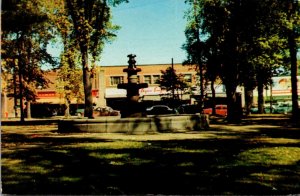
<box><xmin>237</xmin><ymin>147</ymin><xmax>300</xmax><ymax>166</ymax></box>
<box><xmin>1</xmin><ymin>123</ymin><xmax>300</xmax><ymax>195</ymax></box>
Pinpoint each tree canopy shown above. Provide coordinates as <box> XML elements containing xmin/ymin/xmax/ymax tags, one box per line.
<box><xmin>63</xmin><ymin>0</ymin><xmax>127</xmax><ymax>118</ymax></box>
<box><xmin>2</xmin><ymin>0</ymin><xmax>127</xmax><ymax>120</ymax></box>
<box><xmin>1</xmin><ymin>0</ymin><xmax>56</xmax><ymax>121</ymax></box>
<box><xmin>183</xmin><ymin>0</ymin><xmax>300</xmax><ymax>121</ymax></box>
<box><xmin>159</xmin><ymin>66</ymin><xmax>189</xmax><ymax>105</ymax></box>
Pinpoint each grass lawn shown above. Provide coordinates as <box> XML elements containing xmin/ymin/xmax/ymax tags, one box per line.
<box><xmin>1</xmin><ymin>121</ymin><xmax>300</xmax><ymax>195</ymax></box>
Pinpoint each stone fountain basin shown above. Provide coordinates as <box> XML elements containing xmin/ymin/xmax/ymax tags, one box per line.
<box><xmin>58</xmin><ymin>114</ymin><xmax>209</xmax><ymax>134</ymax></box>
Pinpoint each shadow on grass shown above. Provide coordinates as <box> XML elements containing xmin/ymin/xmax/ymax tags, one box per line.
<box><xmin>210</xmin><ymin>114</ymin><xmax>299</xmax><ymax>128</ymax></box>
<box><xmin>1</xmin><ymin>124</ymin><xmax>300</xmax><ymax>195</ymax></box>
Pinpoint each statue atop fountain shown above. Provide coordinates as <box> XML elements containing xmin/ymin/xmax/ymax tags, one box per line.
<box><xmin>127</xmin><ymin>54</ymin><xmax>137</xmax><ymax>69</ymax></box>
<box><xmin>118</xmin><ymin>54</ymin><xmax>148</xmax><ymax>117</ymax></box>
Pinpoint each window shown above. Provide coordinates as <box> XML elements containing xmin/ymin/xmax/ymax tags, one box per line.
<box><xmin>144</xmin><ymin>75</ymin><xmax>151</xmax><ymax>84</ymax></box>
<box><xmin>184</xmin><ymin>74</ymin><xmax>192</xmax><ymax>83</ymax></box>
<box><xmin>110</xmin><ymin>76</ymin><xmax>124</xmax><ymax>86</ymax></box>
<box><xmin>153</xmin><ymin>75</ymin><xmax>160</xmax><ymax>84</ymax></box>
<box><xmin>137</xmin><ymin>75</ymin><xmax>140</xmax><ymax>83</ymax></box>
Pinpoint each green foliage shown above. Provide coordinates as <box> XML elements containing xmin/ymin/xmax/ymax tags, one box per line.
<box><xmin>65</xmin><ymin>0</ymin><xmax>123</xmax><ymax>63</ymax></box>
<box><xmin>1</xmin><ymin>0</ymin><xmax>56</xmax><ymax>102</ymax></box>
<box><xmin>39</xmin><ymin>0</ymin><xmax>127</xmax><ymax>118</ymax></box>
<box><xmin>61</xmin><ymin>0</ymin><xmax>127</xmax><ymax>118</ymax></box>
<box><xmin>56</xmin><ymin>49</ymin><xmax>84</xmax><ymax>105</ymax></box>
<box><xmin>159</xmin><ymin>67</ymin><xmax>189</xmax><ymax>100</ymax></box>
<box><xmin>183</xmin><ymin>0</ymin><xmax>300</xmax><ymax>118</ymax></box>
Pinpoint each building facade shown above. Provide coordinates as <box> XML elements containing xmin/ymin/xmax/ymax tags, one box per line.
<box><xmin>2</xmin><ymin>63</ymin><xmax>299</xmax><ymax>118</ymax></box>
<box><xmin>1</xmin><ymin>63</ymin><xmax>199</xmax><ymax>117</ymax></box>
<box><xmin>102</xmin><ymin>64</ymin><xmax>198</xmax><ymax>107</ymax></box>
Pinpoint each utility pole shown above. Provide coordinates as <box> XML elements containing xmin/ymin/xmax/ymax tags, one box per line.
<box><xmin>171</xmin><ymin>58</ymin><xmax>175</xmax><ymax>102</ymax></box>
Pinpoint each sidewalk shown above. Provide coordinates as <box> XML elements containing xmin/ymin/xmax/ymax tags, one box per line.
<box><xmin>1</xmin><ymin>116</ymin><xmax>64</xmax><ymax>126</ymax></box>
<box><xmin>1</xmin><ymin>115</ymin><xmax>120</xmax><ymax>126</ymax></box>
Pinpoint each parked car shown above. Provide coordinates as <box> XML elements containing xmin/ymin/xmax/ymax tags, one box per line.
<box><xmin>177</xmin><ymin>104</ymin><xmax>202</xmax><ymax>114</ymax></box>
<box><xmin>264</xmin><ymin>105</ymin><xmax>277</xmax><ymax>114</ymax></box>
<box><xmin>75</xmin><ymin>108</ymin><xmax>84</xmax><ymax>117</ymax></box>
<box><xmin>250</xmin><ymin>104</ymin><xmax>291</xmax><ymax>114</ymax></box>
<box><xmin>203</xmin><ymin>104</ymin><xmax>227</xmax><ymax>116</ymax></box>
<box><xmin>250</xmin><ymin>105</ymin><xmax>277</xmax><ymax>114</ymax></box>
<box><xmin>75</xmin><ymin>107</ymin><xmax>120</xmax><ymax>117</ymax></box>
<box><xmin>274</xmin><ymin>102</ymin><xmax>292</xmax><ymax>114</ymax></box>
<box><xmin>93</xmin><ymin>106</ymin><xmax>120</xmax><ymax>116</ymax></box>
<box><xmin>250</xmin><ymin>106</ymin><xmax>259</xmax><ymax>114</ymax></box>
<box><xmin>146</xmin><ymin>105</ymin><xmax>177</xmax><ymax>115</ymax></box>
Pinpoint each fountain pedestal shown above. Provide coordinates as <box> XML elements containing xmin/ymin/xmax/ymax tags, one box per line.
<box><xmin>118</xmin><ymin>54</ymin><xmax>148</xmax><ymax>118</ymax></box>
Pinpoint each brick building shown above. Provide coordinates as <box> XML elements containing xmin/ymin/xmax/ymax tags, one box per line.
<box><xmin>1</xmin><ymin>63</ymin><xmax>199</xmax><ymax>117</ymax></box>
<box><xmin>102</xmin><ymin>63</ymin><xmax>198</xmax><ymax>108</ymax></box>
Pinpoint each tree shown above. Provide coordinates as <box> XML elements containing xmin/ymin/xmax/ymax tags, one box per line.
<box><xmin>56</xmin><ymin>49</ymin><xmax>84</xmax><ymax>117</ymax></box>
<box><xmin>183</xmin><ymin>0</ymin><xmax>225</xmax><ymax>114</ymax></box>
<box><xmin>64</xmin><ymin>0</ymin><xmax>127</xmax><ymax>118</ymax></box>
<box><xmin>2</xmin><ymin>0</ymin><xmax>56</xmax><ymax>121</ymax></box>
<box><xmin>286</xmin><ymin>0</ymin><xmax>300</xmax><ymax>120</ymax></box>
<box><xmin>184</xmin><ymin>0</ymin><xmax>243</xmax><ymax>121</ymax></box>
<box><xmin>184</xmin><ymin>0</ymin><xmax>299</xmax><ymax>120</ymax></box>
<box><xmin>43</xmin><ymin>0</ymin><xmax>84</xmax><ymax>117</ymax></box>
<box><xmin>182</xmin><ymin>0</ymin><xmax>207</xmax><ymax>106</ymax></box>
<box><xmin>159</xmin><ymin>67</ymin><xmax>188</xmax><ymax>106</ymax></box>
<box><xmin>245</xmin><ymin>1</ymin><xmax>291</xmax><ymax>114</ymax></box>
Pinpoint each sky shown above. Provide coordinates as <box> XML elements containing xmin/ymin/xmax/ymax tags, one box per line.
<box><xmin>99</xmin><ymin>0</ymin><xmax>189</xmax><ymax>66</ymax></box>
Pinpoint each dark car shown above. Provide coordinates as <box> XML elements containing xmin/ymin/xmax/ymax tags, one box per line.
<box><xmin>146</xmin><ymin>105</ymin><xmax>177</xmax><ymax>115</ymax></box>
<box><xmin>177</xmin><ymin>104</ymin><xmax>202</xmax><ymax>114</ymax></box>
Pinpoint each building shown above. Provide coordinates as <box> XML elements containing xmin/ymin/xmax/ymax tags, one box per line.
<box><xmin>102</xmin><ymin>63</ymin><xmax>198</xmax><ymax>109</ymax></box>
<box><xmin>1</xmin><ymin>63</ymin><xmax>199</xmax><ymax>117</ymax></box>
<box><xmin>2</xmin><ymin>63</ymin><xmax>299</xmax><ymax>118</ymax></box>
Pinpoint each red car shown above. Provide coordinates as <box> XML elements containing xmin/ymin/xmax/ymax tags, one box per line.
<box><xmin>203</xmin><ymin>104</ymin><xmax>227</xmax><ymax>116</ymax></box>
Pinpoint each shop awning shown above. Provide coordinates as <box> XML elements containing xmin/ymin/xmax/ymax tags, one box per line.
<box><xmin>105</xmin><ymin>88</ymin><xmax>126</xmax><ymax>98</ymax></box>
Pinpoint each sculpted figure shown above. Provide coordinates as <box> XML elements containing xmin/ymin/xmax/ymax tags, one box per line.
<box><xmin>127</xmin><ymin>54</ymin><xmax>137</xmax><ymax>69</ymax></box>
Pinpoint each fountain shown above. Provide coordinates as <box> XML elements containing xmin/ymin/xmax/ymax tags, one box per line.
<box><xmin>58</xmin><ymin>55</ymin><xmax>209</xmax><ymax>134</ymax></box>
<box><xmin>117</xmin><ymin>54</ymin><xmax>148</xmax><ymax>117</ymax></box>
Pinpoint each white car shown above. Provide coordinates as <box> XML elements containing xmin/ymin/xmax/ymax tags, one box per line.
<box><xmin>146</xmin><ymin>105</ymin><xmax>177</xmax><ymax>115</ymax></box>
<box><xmin>93</xmin><ymin>106</ymin><xmax>120</xmax><ymax>116</ymax></box>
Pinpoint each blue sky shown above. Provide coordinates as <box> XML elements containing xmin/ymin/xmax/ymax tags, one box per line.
<box><xmin>100</xmin><ymin>0</ymin><xmax>189</xmax><ymax>66</ymax></box>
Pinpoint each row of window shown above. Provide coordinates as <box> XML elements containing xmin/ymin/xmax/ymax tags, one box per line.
<box><xmin>110</xmin><ymin>74</ymin><xmax>193</xmax><ymax>86</ymax></box>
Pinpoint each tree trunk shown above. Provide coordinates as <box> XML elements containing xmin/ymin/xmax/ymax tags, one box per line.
<box><xmin>244</xmin><ymin>86</ymin><xmax>253</xmax><ymax>115</ymax></box>
<box><xmin>223</xmin><ymin>42</ymin><xmax>240</xmax><ymax>122</ymax></box>
<box><xmin>13</xmin><ymin>61</ymin><xmax>18</xmax><ymax>118</ymax></box>
<box><xmin>18</xmin><ymin>39</ymin><xmax>25</xmax><ymax>122</ymax></box>
<box><xmin>64</xmin><ymin>98</ymin><xmax>70</xmax><ymax>118</ymax></box>
<box><xmin>257</xmin><ymin>82</ymin><xmax>264</xmax><ymax>114</ymax></box>
<box><xmin>287</xmin><ymin>0</ymin><xmax>299</xmax><ymax>121</ymax></box>
<box><xmin>225</xmin><ymin>83</ymin><xmax>238</xmax><ymax>122</ymax></box>
<box><xmin>18</xmin><ymin>64</ymin><xmax>25</xmax><ymax>122</ymax></box>
<box><xmin>211</xmin><ymin>81</ymin><xmax>216</xmax><ymax>115</ymax></box>
<box><xmin>199</xmin><ymin>61</ymin><xmax>204</xmax><ymax>102</ymax></box>
<box><xmin>26</xmin><ymin>101</ymin><xmax>31</xmax><ymax>119</ymax></box>
<box><xmin>81</xmin><ymin>50</ymin><xmax>94</xmax><ymax>118</ymax></box>
<box><xmin>288</xmin><ymin>25</ymin><xmax>299</xmax><ymax>120</ymax></box>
